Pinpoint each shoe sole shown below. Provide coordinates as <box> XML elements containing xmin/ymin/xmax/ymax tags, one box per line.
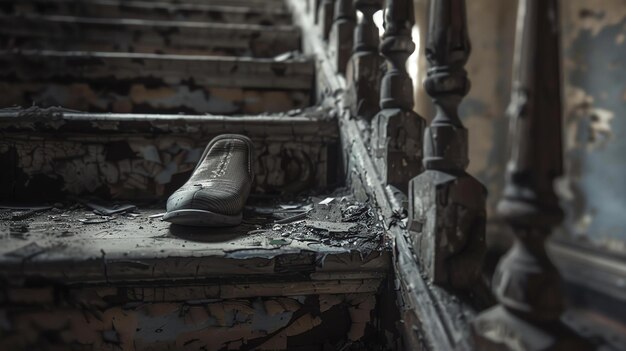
<box><xmin>162</xmin><ymin>209</ymin><xmax>242</xmax><ymax>227</ymax></box>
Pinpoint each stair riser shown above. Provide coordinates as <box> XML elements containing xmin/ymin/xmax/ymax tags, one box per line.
<box><xmin>5</xmin><ymin>1</ymin><xmax>292</xmax><ymax>25</ymax></box>
<box><xmin>0</xmin><ymin>290</ymin><xmax>378</xmax><ymax>350</ymax></box>
<box><xmin>0</xmin><ymin>113</ymin><xmax>339</xmax><ymax>201</ymax></box>
<box><xmin>0</xmin><ymin>15</ymin><xmax>300</xmax><ymax>57</ymax></box>
<box><xmin>0</xmin><ymin>51</ymin><xmax>313</xmax><ymax>115</ymax></box>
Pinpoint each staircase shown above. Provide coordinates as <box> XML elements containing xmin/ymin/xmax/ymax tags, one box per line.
<box><xmin>0</xmin><ymin>1</ymin><xmax>392</xmax><ymax>350</ymax></box>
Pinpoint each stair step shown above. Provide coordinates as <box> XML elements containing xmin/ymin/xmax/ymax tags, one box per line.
<box><xmin>130</xmin><ymin>0</ymin><xmax>288</xmax><ymax>10</ymax></box>
<box><xmin>4</xmin><ymin>0</ymin><xmax>292</xmax><ymax>25</ymax></box>
<box><xmin>0</xmin><ymin>193</ymin><xmax>387</xmax><ymax>349</ymax></box>
<box><xmin>0</xmin><ymin>107</ymin><xmax>339</xmax><ymax>201</ymax></box>
<box><xmin>0</xmin><ymin>14</ymin><xmax>300</xmax><ymax>57</ymax></box>
<box><xmin>0</xmin><ymin>50</ymin><xmax>314</xmax><ymax>115</ymax></box>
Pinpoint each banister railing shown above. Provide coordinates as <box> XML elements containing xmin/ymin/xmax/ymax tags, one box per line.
<box><xmin>293</xmin><ymin>0</ymin><xmax>602</xmax><ymax>349</ymax></box>
<box><xmin>472</xmin><ymin>0</ymin><xmax>594</xmax><ymax>349</ymax></box>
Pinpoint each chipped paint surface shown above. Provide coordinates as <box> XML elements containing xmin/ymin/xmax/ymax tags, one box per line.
<box><xmin>0</xmin><ymin>292</ymin><xmax>381</xmax><ymax>350</ymax></box>
<box><xmin>0</xmin><ymin>108</ymin><xmax>339</xmax><ymax>201</ymax></box>
<box><xmin>558</xmin><ymin>0</ymin><xmax>626</xmax><ymax>254</ymax></box>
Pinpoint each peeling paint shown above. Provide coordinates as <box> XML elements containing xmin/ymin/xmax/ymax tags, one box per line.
<box><xmin>0</xmin><ymin>108</ymin><xmax>339</xmax><ymax>201</ymax></box>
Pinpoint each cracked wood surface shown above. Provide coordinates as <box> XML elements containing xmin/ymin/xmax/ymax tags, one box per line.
<box><xmin>0</xmin><ymin>107</ymin><xmax>339</xmax><ymax>201</ymax></box>
<box><xmin>1</xmin><ymin>293</ymin><xmax>381</xmax><ymax>350</ymax></box>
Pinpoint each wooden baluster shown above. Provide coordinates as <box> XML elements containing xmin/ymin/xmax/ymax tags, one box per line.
<box><xmin>472</xmin><ymin>1</ymin><xmax>593</xmax><ymax>349</ymax></box>
<box><xmin>346</xmin><ymin>0</ymin><xmax>384</xmax><ymax>121</ymax></box>
<box><xmin>371</xmin><ymin>0</ymin><xmax>425</xmax><ymax>194</ymax></box>
<box><xmin>407</xmin><ymin>0</ymin><xmax>487</xmax><ymax>290</ymax></box>
<box><xmin>318</xmin><ymin>0</ymin><xmax>336</xmax><ymax>40</ymax></box>
<box><xmin>329</xmin><ymin>0</ymin><xmax>356</xmax><ymax>74</ymax></box>
<box><xmin>313</xmin><ymin>0</ymin><xmax>322</xmax><ymax>23</ymax></box>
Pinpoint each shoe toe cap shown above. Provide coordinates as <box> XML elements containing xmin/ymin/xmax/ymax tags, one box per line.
<box><xmin>166</xmin><ymin>186</ymin><xmax>244</xmax><ymax>216</ymax></box>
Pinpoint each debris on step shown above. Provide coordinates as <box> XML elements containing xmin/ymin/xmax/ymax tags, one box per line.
<box><xmin>84</xmin><ymin>201</ymin><xmax>137</xmax><ymax>216</ymax></box>
<box><xmin>304</xmin><ymin>220</ymin><xmax>357</xmax><ymax>233</ymax></box>
<box><xmin>0</xmin><ymin>204</ymin><xmax>53</xmax><ymax>221</ymax></box>
<box><xmin>79</xmin><ymin>217</ymin><xmax>113</xmax><ymax>225</ymax></box>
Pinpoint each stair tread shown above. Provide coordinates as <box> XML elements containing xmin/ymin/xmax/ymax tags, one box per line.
<box><xmin>0</xmin><ymin>50</ymin><xmax>314</xmax><ymax>114</ymax></box>
<box><xmin>0</xmin><ymin>198</ymin><xmax>387</xmax><ymax>287</ymax></box>
<box><xmin>1</xmin><ymin>49</ymin><xmax>313</xmax><ymax>89</ymax></box>
<box><xmin>0</xmin><ymin>14</ymin><xmax>301</xmax><ymax>57</ymax></box>
<box><xmin>6</xmin><ymin>0</ymin><xmax>292</xmax><ymax>24</ymax></box>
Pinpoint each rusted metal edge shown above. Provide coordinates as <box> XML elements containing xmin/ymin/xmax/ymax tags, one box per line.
<box><xmin>286</xmin><ymin>0</ymin><xmax>477</xmax><ymax>349</ymax></box>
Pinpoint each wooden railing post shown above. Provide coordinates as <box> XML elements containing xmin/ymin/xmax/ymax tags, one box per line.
<box><xmin>472</xmin><ymin>1</ymin><xmax>593</xmax><ymax>349</ymax></box>
<box><xmin>318</xmin><ymin>0</ymin><xmax>336</xmax><ymax>40</ymax></box>
<box><xmin>407</xmin><ymin>0</ymin><xmax>487</xmax><ymax>290</ymax></box>
<box><xmin>371</xmin><ymin>0</ymin><xmax>425</xmax><ymax>194</ymax></box>
<box><xmin>346</xmin><ymin>0</ymin><xmax>384</xmax><ymax>121</ymax></box>
<box><xmin>329</xmin><ymin>0</ymin><xmax>356</xmax><ymax>74</ymax></box>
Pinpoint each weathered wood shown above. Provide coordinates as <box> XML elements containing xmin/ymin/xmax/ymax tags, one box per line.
<box><xmin>407</xmin><ymin>0</ymin><xmax>487</xmax><ymax>291</ymax></box>
<box><xmin>3</xmin><ymin>0</ymin><xmax>292</xmax><ymax>25</ymax></box>
<box><xmin>328</xmin><ymin>0</ymin><xmax>355</xmax><ymax>74</ymax></box>
<box><xmin>371</xmin><ymin>0</ymin><xmax>425</xmax><ymax>194</ymax></box>
<box><xmin>286</xmin><ymin>1</ymin><xmax>486</xmax><ymax>349</ymax></box>
<box><xmin>0</xmin><ymin>14</ymin><xmax>300</xmax><ymax>57</ymax></box>
<box><xmin>0</xmin><ymin>107</ymin><xmax>338</xmax><ymax>200</ymax></box>
<box><xmin>0</xmin><ymin>50</ymin><xmax>313</xmax><ymax>115</ymax></box>
<box><xmin>472</xmin><ymin>1</ymin><xmax>594</xmax><ymax>350</ymax></box>
<box><xmin>346</xmin><ymin>0</ymin><xmax>384</xmax><ymax>121</ymax></box>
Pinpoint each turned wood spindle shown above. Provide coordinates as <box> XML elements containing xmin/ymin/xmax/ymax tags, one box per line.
<box><xmin>318</xmin><ymin>0</ymin><xmax>336</xmax><ymax>40</ymax></box>
<box><xmin>346</xmin><ymin>0</ymin><xmax>384</xmax><ymax>120</ymax></box>
<box><xmin>407</xmin><ymin>0</ymin><xmax>487</xmax><ymax>290</ymax></box>
<box><xmin>379</xmin><ymin>0</ymin><xmax>415</xmax><ymax>111</ymax></box>
<box><xmin>313</xmin><ymin>0</ymin><xmax>322</xmax><ymax>23</ymax></box>
<box><xmin>329</xmin><ymin>0</ymin><xmax>356</xmax><ymax>74</ymax></box>
<box><xmin>371</xmin><ymin>0</ymin><xmax>425</xmax><ymax>193</ymax></box>
<box><xmin>472</xmin><ymin>1</ymin><xmax>593</xmax><ymax>349</ymax></box>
